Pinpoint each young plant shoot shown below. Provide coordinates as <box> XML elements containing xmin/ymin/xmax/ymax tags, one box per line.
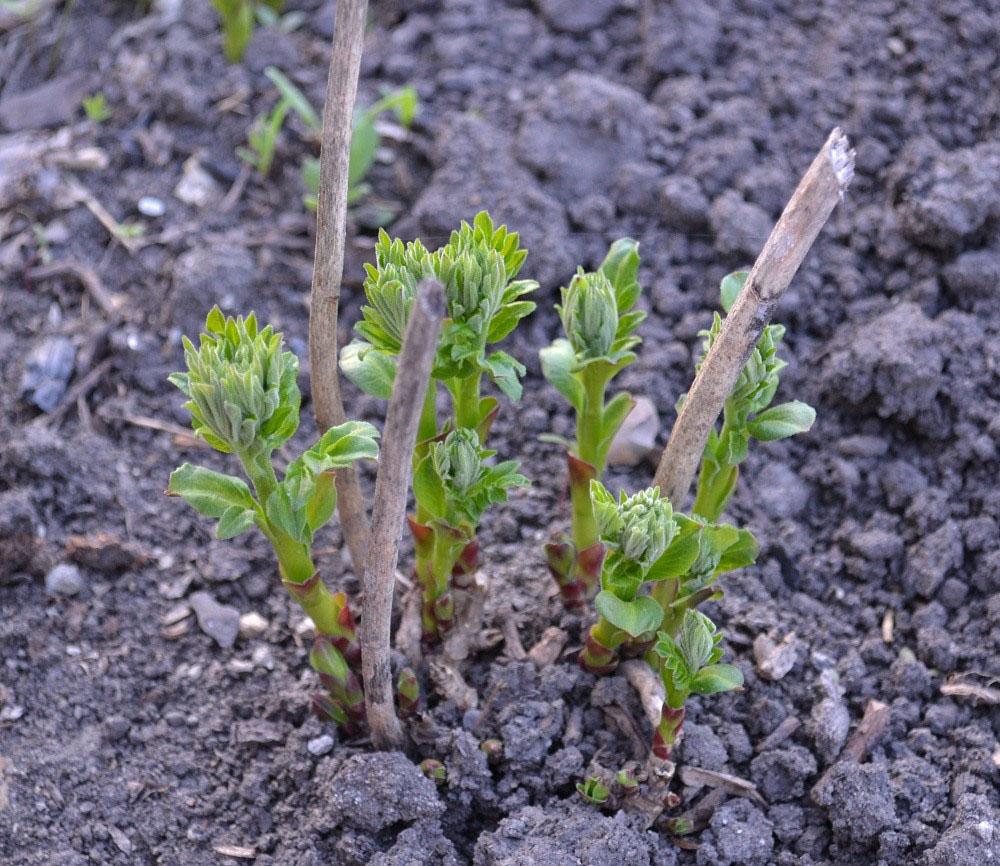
<box><xmin>690</xmin><ymin>271</ymin><xmax>816</xmax><ymax>521</ymax></box>
<box><xmin>166</xmin><ymin>307</ymin><xmax>379</xmax><ymax>731</ymax></box>
<box><xmin>341</xmin><ymin>212</ymin><xmax>536</xmax><ymax>641</ymax></box>
<box><xmin>411</xmin><ymin>429</ymin><xmax>528</xmax><ymax>640</ymax></box>
<box><xmin>540</xmin><ymin>240</ymin><xmax>644</xmax><ymax>608</ymax></box>
<box><xmin>576</xmin><ymin>270</ymin><xmax>814</xmax><ymax>761</ymax></box>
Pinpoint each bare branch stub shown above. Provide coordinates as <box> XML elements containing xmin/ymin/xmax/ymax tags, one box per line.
<box><xmin>654</xmin><ymin>128</ymin><xmax>855</xmax><ymax>508</ymax></box>
<box><xmin>362</xmin><ymin>279</ymin><xmax>446</xmax><ymax>750</ymax></box>
<box><xmin>308</xmin><ymin>0</ymin><xmax>372</xmax><ymax>574</ymax></box>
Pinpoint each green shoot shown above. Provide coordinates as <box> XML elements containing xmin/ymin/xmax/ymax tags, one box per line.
<box><xmin>211</xmin><ymin>0</ymin><xmax>284</xmax><ymax>63</ymax></box>
<box><xmin>540</xmin><ymin>240</ymin><xmax>644</xmax><ymax>608</ymax></box>
<box><xmin>577</xmin><ymin>776</ymin><xmax>610</xmax><ymax>805</ymax></box>
<box><xmin>167</xmin><ymin>307</ymin><xmax>379</xmax><ymax>731</ymax></box>
<box><xmin>690</xmin><ymin>272</ymin><xmax>815</xmax><ymax>520</ymax></box>
<box><xmin>82</xmin><ymin>93</ymin><xmax>111</xmax><ymax>124</ymax></box>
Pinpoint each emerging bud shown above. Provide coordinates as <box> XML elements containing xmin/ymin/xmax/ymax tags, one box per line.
<box><xmin>480</xmin><ymin>739</ymin><xmax>504</xmax><ymax>765</ymax></box>
<box><xmin>397</xmin><ymin>668</ymin><xmax>421</xmax><ymax>718</ymax></box>
<box><xmin>419</xmin><ymin>758</ymin><xmax>447</xmax><ymax>785</ymax></box>
<box><xmin>616</xmin><ymin>768</ymin><xmax>639</xmax><ymax>796</ymax></box>
<box><xmin>576</xmin><ymin>776</ymin><xmax>610</xmax><ymax>805</ymax></box>
<box><xmin>168</xmin><ymin>306</ymin><xmax>299</xmax><ymax>454</ymax></box>
<box><xmin>560</xmin><ymin>270</ymin><xmax>619</xmax><ymax>360</ymax></box>
<box><xmin>433</xmin><ymin>429</ymin><xmax>482</xmax><ymax>496</ymax></box>
<box><xmin>591</xmin><ymin>484</ymin><xmax>676</xmax><ymax>571</ymax></box>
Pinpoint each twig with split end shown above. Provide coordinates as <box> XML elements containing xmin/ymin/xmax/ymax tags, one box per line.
<box><xmin>309</xmin><ymin>0</ymin><xmax>371</xmax><ymax>575</ymax></box>
<box><xmin>362</xmin><ymin>279</ymin><xmax>445</xmax><ymax>751</ymax></box>
<box><xmin>654</xmin><ymin>128</ymin><xmax>855</xmax><ymax>507</ymax></box>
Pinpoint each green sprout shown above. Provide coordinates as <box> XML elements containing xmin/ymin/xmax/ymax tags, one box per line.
<box><xmin>576</xmin><ymin>776</ymin><xmax>610</xmax><ymax>806</ymax></box>
<box><xmin>303</xmin><ymin>85</ymin><xmax>418</xmax><ymax>217</ymax></box>
<box><xmin>419</xmin><ymin>758</ymin><xmax>447</xmax><ymax>785</ymax></box>
<box><xmin>211</xmin><ymin>0</ymin><xmax>284</xmax><ymax>63</ymax></box>
<box><xmin>82</xmin><ymin>93</ymin><xmax>111</xmax><ymax>124</ymax></box>
<box><xmin>166</xmin><ymin>307</ymin><xmax>379</xmax><ymax>731</ymax></box>
<box><xmin>410</xmin><ymin>429</ymin><xmax>528</xmax><ymax>641</ymax></box>
<box><xmin>690</xmin><ymin>272</ymin><xmax>815</xmax><ymax>520</ymax></box>
<box><xmin>540</xmin><ymin>240</ymin><xmax>644</xmax><ymax>608</ymax></box>
<box><xmin>652</xmin><ymin>609</ymin><xmax>743</xmax><ymax>761</ymax></box>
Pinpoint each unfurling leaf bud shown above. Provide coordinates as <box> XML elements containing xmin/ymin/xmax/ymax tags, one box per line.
<box><xmin>592</xmin><ymin>484</ymin><xmax>677</xmax><ymax>571</ymax></box>
<box><xmin>560</xmin><ymin>271</ymin><xmax>619</xmax><ymax>360</ymax></box>
<box><xmin>576</xmin><ymin>776</ymin><xmax>610</xmax><ymax>805</ymax></box>
<box><xmin>616</xmin><ymin>768</ymin><xmax>639</xmax><ymax>795</ymax></box>
<box><xmin>434</xmin><ymin>428</ymin><xmax>481</xmax><ymax>496</ymax></box>
<box><xmin>168</xmin><ymin>306</ymin><xmax>300</xmax><ymax>455</ymax></box>
<box><xmin>419</xmin><ymin>758</ymin><xmax>447</xmax><ymax>785</ymax></box>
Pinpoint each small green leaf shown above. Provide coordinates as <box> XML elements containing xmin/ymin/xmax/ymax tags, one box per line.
<box><xmin>483</xmin><ymin>351</ymin><xmax>526</xmax><ymax>401</ymax></box>
<box><xmin>265</xmin><ymin>67</ymin><xmax>320</xmax><ymax>131</ymax></box>
<box><xmin>646</xmin><ymin>531</ymin><xmax>701</xmax><ymax>581</ymax></box>
<box><xmin>720</xmin><ymin>271</ymin><xmax>748</xmax><ymax>313</ymax></box>
<box><xmin>599</xmin><ymin>237</ymin><xmax>640</xmax><ymax>293</ymax></box>
<box><xmin>539</xmin><ymin>339</ymin><xmax>584</xmax><ymax>413</ymax></box>
<box><xmin>747</xmin><ymin>401</ymin><xmax>816</xmax><ymax>442</ymax></box>
<box><xmin>689</xmin><ymin>663</ymin><xmax>744</xmax><ymax>695</ymax></box>
<box><xmin>594</xmin><ymin>591</ymin><xmax>663</xmax><ymax>638</ymax></box>
<box><xmin>167</xmin><ymin>464</ymin><xmax>255</xmax><ymax>518</ymax></box>
<box><xmin>307</xmin><ymin>421</ymin><xmax>381</xmax><ymax>469</ymax></box>
<box><xmin>305</xmin><ymin>471</ymin><xmax>337</xmax><ymax>533</ymax></box>
<box><xmin>265</xmin><ymin>484</ymin><xmax>307</xmax><ymax>541</ymax></box>
<box><xmin>216</xmin><ymin>505</ymin><xmax>257</xmax><ymax>540</ymax></box>
<box><xmin>716</xmin><ymin>528</ymin><xmax>759</xmax><ymax>574</ymax></box>
<box><xmin>340</xmin><ymin>342</ymin><xmax>397</xmax><ymax>399</ymax></box>
<box><xmin>412</xmin><ymin>453</ymin><xmax>447</xmax><ymax>520</ymax></box>
<box><xmin>600</xmin><ymin>392</ymin><xmax>636</xmax><ymax>450</ymax></box>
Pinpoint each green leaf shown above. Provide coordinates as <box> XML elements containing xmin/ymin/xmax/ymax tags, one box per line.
<box><xmin>340</xmin><ymin>341</ymin><xmax>397</xmax><ymax>399</ymax></box>
<box><xmin>594</xmin><ymin>590</ymin><xmax>663</xmax><ymax>638</ymax></box>
<box><xmin>599</xmin><ymin>238</ymin><xmax>640</xmax><ymax>294</ymax></box>
<box><xmin>265</xmin><ymin>483</ymin><xmax>306</xmax><ymax>541</ymax></box>
<box><xmin>539</xmin><ymin>339</ymin><xmax>584</xmax><ymax>413</ymax></box>
<box><xmin>216</xmin><ymin>505</ymin><xmax>257</xmax><ymax>540</ymax></box>
<box><xmin>487</xmin><ymin>300</ymin><xmax>536</xmax><ymax>343</ymax></box>
<box><xmin>305</xmin><ymin>471</ymin><xmax>337</xmax><ymax>533</ymax></box>
<box><xmin>265</xmin><ymin>67</ymin><xmax>320</xmax><ymax>131</ymax></box>
<box><xmin>689</xmin><ymin>663</ymin><xmax>744</xmax><ymax>696</ymax></box>
<box><xmin>306</xmin><ymin>421</ymin><xmax>380</xmax><ymax>469</ymax></box>
<box><xmin>720</xmin><ymin>271</ymin><xmax>748</xmax><ymax>313</ymax></box>
<box><xmin>167</xmin><ymin>464</ymin><xmax>255</xmax><ymax>518</ymax></box>
<box><xmin>646</xmin><ymin>531</ymin><xmax>702</xmax><ymax>581</ymax></box>
<box><xmin>349</xmin><ymin>114</ymin><xmax>378</xmax><ymax>189</ymax></box>
<box><xmin>715</xmin><ymin>528</ymin><xmax>759</xmax><ymax>574</ymax></box>
<box><xmin>600</xmin><ymin>392</ymin><xmax>635</xmax><ymax>450</ymax></box>
<box><xmin>412</xmin><ymin>453</ymin><xmax>447</xmax><ymax>520</ymax></box>
<box><xmin>483</xmin><ymin>351</ymin><xmax>526</xmax><ymax>401</ymax></box>
<box><xmin>747</xmin><ymin>401</ymin><xmax>816</xmax><ymax>442</ymax></box>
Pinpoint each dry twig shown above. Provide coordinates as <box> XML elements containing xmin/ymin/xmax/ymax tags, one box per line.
<box><xmin>654</xmin><ymin>128</ymin><xmax>855</xmax><ymax>507</ymax></box>
<box><xmin>308</xmin><ymin>0</ymin><xmax>371</xmax><ymax>574</ymax></box>
<box><xmin>27</xmin><ymin>261</ymin><xmax>123</xmax><ymax>318</ymax></box>
<box><xmin>361</xmin><ymin>279</ymin><xmax>445</xmax><ymax>750</ymax></box>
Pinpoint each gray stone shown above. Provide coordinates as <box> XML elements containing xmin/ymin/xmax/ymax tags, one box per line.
<box><xmin>45</xmin><ymin>563</ymin><xmax>85</xmax><ymax>597</ymax></box>
<box><xmin>535</xmin><ymin>0</ymin><xmax>621</xmax><ymax>34</ymax></box>
<box><xmin>189</xmin><ymin>591</ymin><xmax>240</xmax><ymax>649</ymax></box>
<box><xmin>0</xmin><ymin>72</ymin><xmax>93</xmax><ymax>132</ymax></box>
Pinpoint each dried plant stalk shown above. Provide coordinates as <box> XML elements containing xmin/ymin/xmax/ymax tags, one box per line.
<box><xmin>309</xmin><ymin>0</ymin><xmax>371</xmax><ymax>573</ymax></box>
<box><xmin>655</xmin><ymin>128</ymin><xmax>855</xmax><ymax>507</ymax></box>
<box><xmin>362</xmin><ymin>280</ymin><xmax>446</xmax><ymax>750</ymax></box>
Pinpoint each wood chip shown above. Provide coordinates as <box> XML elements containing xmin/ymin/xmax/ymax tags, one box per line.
<box><xmin>428</xmin><ymin>659</ymin><xmax>478</xmax><ymax>710</ymax></box>
<box><xmin>753</xmin><ymin>632</ymin><xmax>799</xmax><ymax>681</ymax></box>
<box><xmin>881</xmin><ymin>609</ymin><xmax>894</xmax><ymax>643</ymax></box>
<box><xmin>679</xmin><ymin>766</ymin><xmax>767</xmax><ymax>807</ymax></box>
<box><xmin>755</xmin><ymin>715</ymin><xmax>801</xmax><ymax>753</ymax></box>
<box><xmin>213</xmin><ymin>843</ymin><xmax>256</xmax><ymax>859</ymax></box>
<box><xmin>941</xmin><ymin>678</ymin><xmax>1000</xmax><ymax>705</ymax></box>
<box><xmin>840</xmin><ymin>699</ymin><xmax>890</xmax><ymax>762</ymax></box>
<box><xmin>527</xmin><ymin>626</ymin><xmax>568</xmax><ymax>667</ymax></box>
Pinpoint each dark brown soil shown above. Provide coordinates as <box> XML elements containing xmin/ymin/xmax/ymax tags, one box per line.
<box><xmin>1</xmin><ymin>1</ymin><xmax>999</xmax><ymax>864</ymax></box>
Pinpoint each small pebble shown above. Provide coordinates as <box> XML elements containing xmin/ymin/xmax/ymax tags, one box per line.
<box><xmin>251</xmin><ymin>645</ymin><xmax>274</xmax><ymax>670</ymax></box>
<box><xmin>137</xmin><ymin>195</ymin><xmax>166</xmax><ymax>217</ymax></box>
<box><xmin>307</xmin><ymin>734</ymin><xmax>334</xmax><ymax>756</ymax></box>
<box><xmin>45</xmin><ymin>563</ymin><xmax>85</xmax><ymax>597</ymax></box>
<box><xmin>189</xmin><ymin>591</ymin><xmax>240</xmax><ymax>648</ymax></box>
<box><xmin>239</xmin><ymin>611</ymin><xmax>268</xmax><ymax>640</ymax></box>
